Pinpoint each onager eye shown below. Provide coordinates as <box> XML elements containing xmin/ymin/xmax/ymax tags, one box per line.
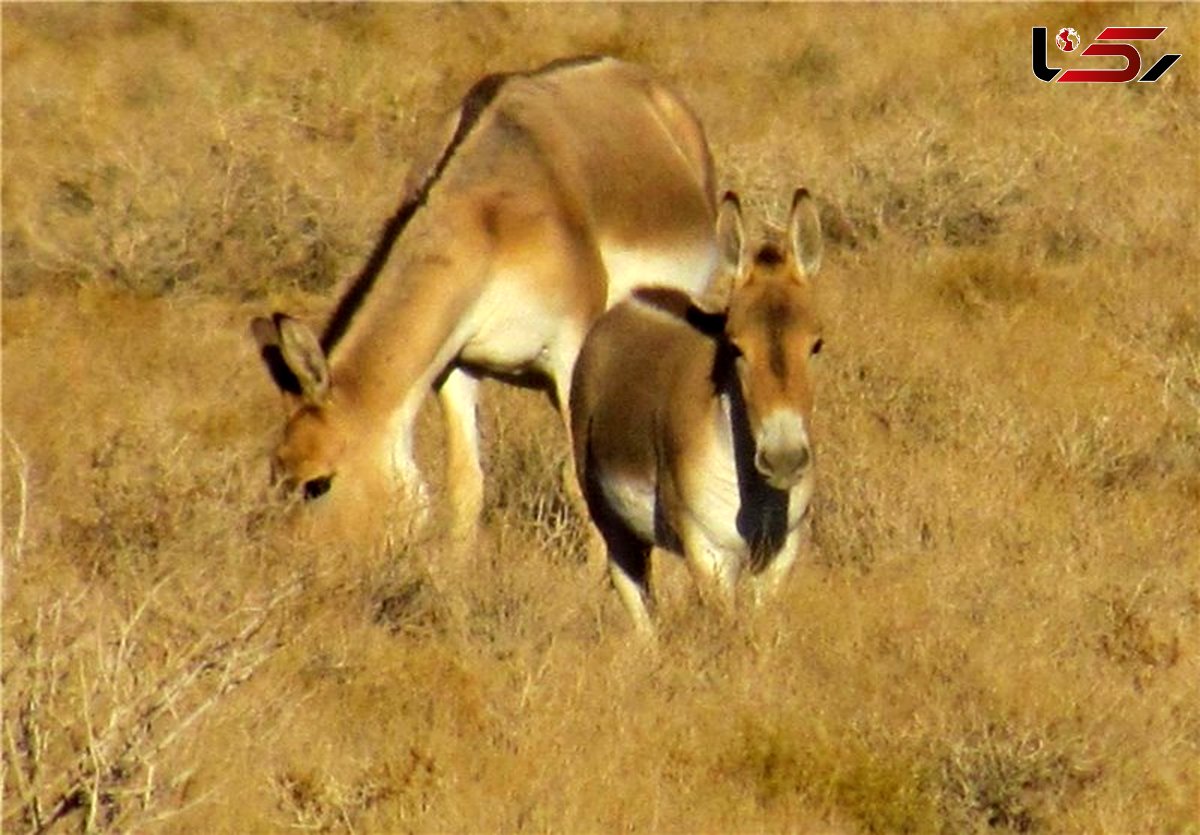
<box><xmin>303</xmin><ymin>475</ymin><xmax>334</xmax><ymax>502</ymax></box>
<box><xmin>810</xmin><ymin>337</ymin><xmax>824</xmax><ymax>357</ymax></box>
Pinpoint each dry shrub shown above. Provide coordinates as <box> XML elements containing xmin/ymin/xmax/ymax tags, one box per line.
<box><xmin>2</xmin><ymin>409</ymin><xmax>302</xmax><ymax>832</ymax></box>
<box><xmin>4</xmin><ymin>574</ymin><xmax>298</xmax><ymax>833</ymax></box>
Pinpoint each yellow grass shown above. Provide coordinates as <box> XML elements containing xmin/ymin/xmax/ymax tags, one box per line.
<box><xmin>3</xmin><ymin>4</ymin><xmax>1198</xmax><ymax>833</ymax></box>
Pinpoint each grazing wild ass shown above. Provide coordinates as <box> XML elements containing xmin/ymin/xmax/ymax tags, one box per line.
<box><xmin>570</xmin><ymin>190</ymin><xmax>824</xmax><ymax>632</ymax></box>
<box><xmin>252</xmin><ymin>57</ymin><xmax>718</xmax><ymax>544</ymax></box>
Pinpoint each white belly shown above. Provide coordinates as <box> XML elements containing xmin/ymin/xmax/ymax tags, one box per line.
<box><xmin>457</xmin><ymin>275</ymin><xmax>569</xmax><ymax>373</ymax></box>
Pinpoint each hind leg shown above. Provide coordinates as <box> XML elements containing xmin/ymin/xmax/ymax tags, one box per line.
<box><xmin>582</xmin><ymin>476</ymin><xmax>656</xmax><ymax>635</ymax></box>
<box><xmin>548</xmin><ymin>327</ymin><xmax>608</xmax><ymax>574</ymax></box>
<box><xmin>570</xmin><ymin>469</ymin><xmax>608</xmax><ymax>579</ymax></box>
<box><xmin>603</xmin><ymin>524</ymin><xmax>655</xmax><ymax>636</ymax></box>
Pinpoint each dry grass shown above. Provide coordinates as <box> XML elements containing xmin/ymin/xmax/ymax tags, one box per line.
<box><xmin>3</xmin><ymin>4</ymin><xmax>1199</xmax><ymax>833</ymax></box>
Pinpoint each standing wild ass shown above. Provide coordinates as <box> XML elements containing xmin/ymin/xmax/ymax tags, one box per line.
<box><xmin>251</xmin><ymin>57</ymin><xmax>718</xmax><ymax>544</ymax></box>
<box><xmin>570</xmin><ymin>190</ymin><xmax>824</xmax><ymax>632</ymax></box>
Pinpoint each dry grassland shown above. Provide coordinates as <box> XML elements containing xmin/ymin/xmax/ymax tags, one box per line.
<box><xmin>3</xmin><ymin>4</ymin><xmax>1198</xmax><ymax>833</ymax></box>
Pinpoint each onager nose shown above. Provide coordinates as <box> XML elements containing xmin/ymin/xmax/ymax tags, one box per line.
<box><xmin>755</xmin><ymin>443</ymin><xmax>811</xmax><ymax>488</ymax></box>
<box><xmin>754</xmin><ymin>411</ymin><xmax>812</xmax><ymax>489</ymax></box>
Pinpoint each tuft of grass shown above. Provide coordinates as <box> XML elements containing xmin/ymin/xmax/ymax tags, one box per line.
<box><xmin>939</xmin><ymin>723</ymin><xmax>1097</xmax><ymax>834</ymax></box>
<box><xmin>725</xmin><ymin>719</ymin><xmax>939</xmax><ymax>835</ymax></box>
<box><xmin>931</xmin><ymin>248</ymin><xmax>1043</xmax><ymax>319</ymax></box>
<box><xmin>1094</xmin><ymin>580</ymin><xmax>1185</xmax><ymax>684</ymax></box>
<box><xmin>780</xmin><ymin>43</ymin><xmax>839</xmax><ymax>87</ymax></box>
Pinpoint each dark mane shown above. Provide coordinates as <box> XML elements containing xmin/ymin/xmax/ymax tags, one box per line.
<box><xmin>632</xmin><ymin>286</ymin><xmax>727</xmax><ymax>339</ymax></box>
<box><xmin>754</xmin><ymin>243</ymin><xmax>786</xmax><ymax>266</ymax></box>
<box><xmin>631</xmin><ymin>285</ymin><xmax>694</xmax><ymax>319</ymax></box>
<box><xmin>319</xmin><ymin>56</ymin><xmax>607</xmax><ymax>354</ymax></box>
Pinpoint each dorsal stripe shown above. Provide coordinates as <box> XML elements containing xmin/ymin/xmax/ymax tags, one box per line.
<box><xmin>319</xmin><ymin>56</ymin><xmax>606</xmax><ymax>354</ymax></box>
<box><xmin>320</xmin><ymin>72</ymin><xmax>507</xmax><ymax>352</ymax></box>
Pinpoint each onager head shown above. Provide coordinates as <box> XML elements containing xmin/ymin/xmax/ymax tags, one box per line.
<box><xmin>703</xmin><ymin>189</ymin><xmax>823</xmax><ymax>491</ymax></box>
<box><xmin>251</xmin><ymin>314</ymin><xmax>393</xmax><ymax>542</ymax></box>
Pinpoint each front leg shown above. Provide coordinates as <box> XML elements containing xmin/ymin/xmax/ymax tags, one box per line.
<box><xmin>436</xmin><ymin>366</ymin><xmax>484</xmax><ymax>548</ymax></box>
<box><xmin>752</xmin><ymin>523</ymin><xmax>806</xmax><ymax>606</ymax></box>
<box><xmin>679</xmin><ymin>520</ymin><xmax>740</xmax><ymax>615</ymax></box>
<box><xmin>387</xmin><ymin>389</ymin><xmax>432</xmax><ymax>540</ymax></box>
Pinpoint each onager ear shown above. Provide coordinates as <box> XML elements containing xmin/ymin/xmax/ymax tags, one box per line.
<box><xmin>250</xmin><ymin>315</ymin><xmax>280</xmax><ymax>355</ymax></box>
<box><xmin>250</xmin><ymin>313</ymin><xmax>330</xmax><ymax>404</ymax></box>
<box><xmin>788</xmin><ymin>188</ymin><xmax>823</xmax><ymax>279</ymax></box>
<box><xmin>251</xmin><ymin>315</ymin><xmax>296</xmax><ymax>397</ymax></box>
<box><xmin>697</xmin><ymin>191</ymin><xmax>746</xmax><ymax>313</ymax></box>
<box><xmin>716</xmin><ymin>190</ymin><xmax>746</xmax><ymax>280</ymax></box>
<box><xmin>276</xmin><ymin>314</ymin><xmax>331</xmax><ymax>405</ymax></box>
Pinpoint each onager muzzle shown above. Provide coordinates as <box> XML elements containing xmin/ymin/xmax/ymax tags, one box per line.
<box><xmin>754</xmin><ymin>410</ymin><xmax>813</xmax><ymax>489</ymax></box>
